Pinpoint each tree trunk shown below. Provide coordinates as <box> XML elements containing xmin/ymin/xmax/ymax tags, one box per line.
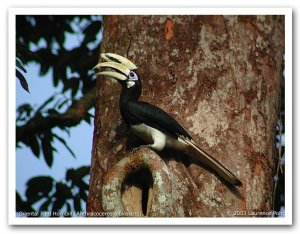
<box><xmin>87</xmin><ymin>15</ymin><xmax>284</xmax><ymax>217</ymax></box>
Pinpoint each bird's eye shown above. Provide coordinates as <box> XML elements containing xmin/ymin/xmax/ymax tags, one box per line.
<box><xmin>129</xmin><ymin>71</ymin><xmax>138</xmax><ymax>80</ymax></box>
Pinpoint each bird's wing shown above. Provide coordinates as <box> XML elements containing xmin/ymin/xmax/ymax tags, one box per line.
<box><xmin>126</xmin><ymin>101</ymin><xmax>242</xmax><ymax>187</ymax></box>
<box><xmin>126</xmin><ymin>101</ymin><xmax>192</xmax><ymax>140</ymax></box>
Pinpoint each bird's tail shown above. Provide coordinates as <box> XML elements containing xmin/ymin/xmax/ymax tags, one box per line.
<box><xmin>180</xmin><ymin>136</ymin><xmax>243</xmax><ymax>187</ymax></box>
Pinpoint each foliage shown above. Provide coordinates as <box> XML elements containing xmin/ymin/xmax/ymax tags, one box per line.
<box><xmin>16</xmin><ymin>166</ymin><xmax>90</xmax><ymax>217</ymax></box>
<box><xmin>16</xmin><ymin>15</ymin><xmax>101</xmax><ymax>216</ymax></box>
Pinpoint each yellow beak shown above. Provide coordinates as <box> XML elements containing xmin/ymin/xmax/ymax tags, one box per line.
<box><xmin>94</xmin><ymin>53</ymin><xmax>137</xmax><ymax>81</ymax></box>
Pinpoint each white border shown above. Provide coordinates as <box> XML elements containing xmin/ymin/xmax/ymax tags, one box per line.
<box><xmin>8</xmin><ymin>7</ymin><xmax>292</xmax><ymax>225</ymax></box>
<box><xmin>9</xmin><ymin>7</ymin><xmax>291</xmax><ymax>15</ymax></box>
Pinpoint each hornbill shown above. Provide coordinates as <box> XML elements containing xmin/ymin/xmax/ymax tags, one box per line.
<box><xmin>94</xmin><ymin>53</ymin><xmax>242</xmax><ymax>187</ymax></box>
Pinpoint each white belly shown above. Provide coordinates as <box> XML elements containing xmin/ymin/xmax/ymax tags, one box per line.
<box><xmin>130</xmin><ymin>123</ymin><xmax>187</xmax><ymax>152</ymax></box>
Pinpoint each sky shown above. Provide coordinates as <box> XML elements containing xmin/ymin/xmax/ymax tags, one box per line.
<box><xmin>15</xmin><ymin>27</ymin><xmax>97</xmax><ymax>201</ymax></box>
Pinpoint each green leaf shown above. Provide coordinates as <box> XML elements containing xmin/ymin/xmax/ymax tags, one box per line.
<box><xmin>17</xmin><ymin>103</ymin><xmax>33</xmax><ymax>118</ymax></box>
<box><xmin>16</xmin><ymin>191</ymin><xmax>35</xmax><ymax>212</ymax></box>
<box><xmin>47</xmin><ymin>108</ymin><xmax>59</xmax><ymax>115</ymax></box>
<box><xmin>58</xmin><ymin>125</ymin><xmax>70</xmax><ymax>136</ymax></box>
<box><xmin>53</xmin><ymin>133</ymin><xmax>76</xmax><ymax>158</ymax></box>
<box><xmin>83</xmin><ymin>114</ymin><xmax>91</xmax><ymax>125</ymax></box>
<box><xmin>40</xmin><ymin>64</ymin><xmax>50</xmax><ymax>76</ymax></box>
<box><xmin>64</xmin><ymin>23</ymin><xmax>74</xmax><ymax>33</ymax></box>
<box><xmin>25</xmin><ymin>176</ymin><xmax>53</xmax><ymax>203</ymax></box>
<box><xmin>41</xmin><ymin>134</ymin><xmax>54</xmax><ymax>167</ymax></box>
<box><xmin>82</xmin><ymin>21</ymin><xmax>102</xmax><ymax>45</ymax></box>
<box><xmin>20</xmin><ymin>133</ymin><xmax>40</xmax><ymax>158</ymax></box>
<box><xmin>66</xmin><ymin>168</ymin><xmax>74</xmax><ymax>182</ymax></box>
<box><xmin>16</xmin><ymin>58</ymin><xmax>27</xmax><ymax>73</ymax></box>
<box><xmin>16</xmin><ymin>69</ymin><xmax>30</xmax><ymax>93</ymax></box>
<box><xmin>57</xmin><ymin>99</ymin><xmax>69</xmax><ymax>110</ymax></box>
<box><xmin>63</xmin><ymin>79</ymin><xmax>71</xmax><ymax>93</ymax></box>
<box><xmin>29</xmin><ymin>134</ymin><xmax>40</xmax><ymax>158</ymax></box>
<box><xmin>79</xmin><ymin>181</ymin><xmax>89</xmax><ymax>191</ymax></box>
<box><xmin>65</xmin><ymin>202</ymin><xmax>72</xmax><ymax>217</ymax></box>
<box><xmin>55</xmin><ymin>182</ymin><xmax>73</xmax><ymax>199</ymax></box>
<box><xmin>53</xmin><ymin>67</ymin><xmax>59</xmax><ymax>87</ymax></box>
<box><xmin>71</xmin><ymin>80</ymin><xmax>79</xmax><ymax>97</ymax></box>
<box><xmin>36</xmin><ymin>95</ymin><xmax>55</xmax><ymax>113</ymax></box>
<box><xmin>66</xmin><ymin>166</ymin><xmax>90</xmax><ymax>189</ymax></box>
<box><xmin>79</xmin><ymin>189</ymin><xmax>87</xmax><ymax>202</ymax></box>
<box><xmin>39</xmin><ymin>198</ymin><xmax>52</xmax><ymax>212</ymax></box>
<box><xmin>73</xmin><ymin>195</ymin><xmax>81</xmax><ymax>212</ymax></box>
<box><xmin>83</xmin><ymin>112</ymin><xmax>94</xmax><ymax>125</ymax></box>
<box><xmin>74</xmin><ymin>166</ymin><xmax>90</xmax><ymax>178</ymax></box>
<box><xmin>51</xmin><ymin>198</ymin><xmax>65</xmax><ymax>215</ymax></box>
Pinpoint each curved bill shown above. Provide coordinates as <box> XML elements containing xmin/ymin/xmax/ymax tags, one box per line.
<box><xmin>94</xmin><ymin>62</ymin><xmax>130</xmax><ymax>76</ymax></box>
<box><xmin>101</xmin><ymin>53</ymin><xmax>137</xmax><ymax>70</ymax></box>
<box><xmin>94</xmin><ymin>52</ymin><xmax>137</xmax><ymax>81</ymax></box>
<box><xmin>96</xmin><ymin>71</ymin><xmax>127</xmax><ymax>81</ymax></box>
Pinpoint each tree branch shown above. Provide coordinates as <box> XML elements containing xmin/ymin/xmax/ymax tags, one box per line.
<box><xmin>17</xmin><ymin>86</ymin><xmax>96</xmax><ymax>143</ymax></box>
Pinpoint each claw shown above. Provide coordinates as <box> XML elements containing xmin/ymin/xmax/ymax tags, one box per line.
<box><xmin>131</xmin><ymin>144</ymin><xmax>153</xmax><ymax>153</ymax></box>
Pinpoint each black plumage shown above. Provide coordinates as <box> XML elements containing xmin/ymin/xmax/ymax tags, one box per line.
<box><xmin>95</xmin><ymin>52</ymin><xmax>243</xmax><ymax>187</ymax></box>
<box><xmin>126</xmin><ymin>101</ymin><xmax>192</xmax><ymax>140</ymax></box>
<box><xmin>118</xmin><ymin>73</ymin><xmax>192</xmax><ymax>140</ymax></box>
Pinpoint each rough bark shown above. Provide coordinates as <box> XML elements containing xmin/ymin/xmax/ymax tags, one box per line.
<box><xmin>87</xmin><ymin>15</ymin><xmax>284</xmax><ymax>217</ymax></box>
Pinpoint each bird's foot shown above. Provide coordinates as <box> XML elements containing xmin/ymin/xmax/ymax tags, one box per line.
<box><xmin>131</xmin><ymin>144</ymin><xmax>152</xmax><ymax>153</ymax></box>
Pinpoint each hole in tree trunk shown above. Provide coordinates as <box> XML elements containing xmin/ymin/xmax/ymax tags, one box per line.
<box><xmin>121</xmin><ymin>167</ymin><xmax>153</xmax><ymax>216</ymax></box>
